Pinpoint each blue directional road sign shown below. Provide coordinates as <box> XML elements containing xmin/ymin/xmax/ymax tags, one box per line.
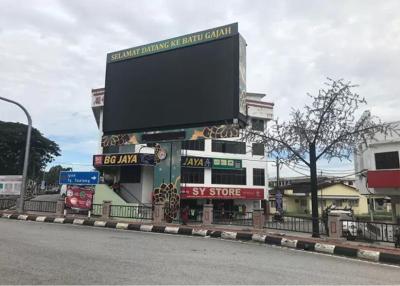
<box><xmin>59</xmin><ymin>171</ymin><xmax>100</xmax><ymax>185</ymax></box>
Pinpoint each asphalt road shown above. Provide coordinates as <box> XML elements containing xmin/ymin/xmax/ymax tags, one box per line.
<box><xmin>1</xmin><ymin>220</ymin><xmax>400</xmax><ymax>285</ymax></box>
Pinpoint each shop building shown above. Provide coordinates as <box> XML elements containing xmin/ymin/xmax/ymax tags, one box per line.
<box><xmin>354</xmin><ymin>124</ymin><xmax>400</xmax><ymax>221</ymax></box>
<box><xmin>91</xmin><ymin>89</ymin><xmax>273</xmax><ymax>213</ymax></box>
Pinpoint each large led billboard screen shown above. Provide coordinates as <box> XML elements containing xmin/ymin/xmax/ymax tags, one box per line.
<box><xmin>103</xmin><ymin>23</ymin><xmax>246</xmax><ymax>135</ymax></box>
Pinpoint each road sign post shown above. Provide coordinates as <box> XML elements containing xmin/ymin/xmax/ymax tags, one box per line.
<box><xmin>59</xmin><ymin>171</ymin><xmax>100</xmax><ymax>185</ymax></box>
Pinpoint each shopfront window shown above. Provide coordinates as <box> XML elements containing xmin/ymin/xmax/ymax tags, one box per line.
<box><xmin>103</xmin><ymin>145</ymin><xmax>119</xmax><ymax>154</ymax></box>
<box><xmin>212</xmin><ymin>168</ymin><xmax>246</xmax><ymax>185</ymax></box>
<box><xmin>251</xmin><ymin>118</ymin><xmax>264</xmax><ymax>132</ymax></box>
<box><xmin>252</xmin><ymin>143</ymin><xmax>264</xmax><ymax>156</ymax></box>
<box><xmin>181</xmin><ymin>139</ymin><xmax>205</xmax><ymax>151</ymax></box>
<box><xmin>181</xmin><ymin>167</ymin><xmax>204</xmax><ymax>183</ymax></box>
<box><xmin>253</xmin><ymin>168</ymin><xmax>265</xmax><ymax>186</ymax></box>
<box><xmin>212</xmin><ymin>140</ymin><xmax>246</xmax><ymax>154</ymax></box>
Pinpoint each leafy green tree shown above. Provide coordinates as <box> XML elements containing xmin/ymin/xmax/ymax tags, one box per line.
<box><xmin>0</xmin><ymin>121</ymin><xmax>60</xmax><ymax>181</ymax></box>
<box><xmin>45</xmin><ymin>165</ymin><xmax>72</xmax><ymax>186</ymax></box>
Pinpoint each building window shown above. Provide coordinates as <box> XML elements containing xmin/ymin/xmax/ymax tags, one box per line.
<box><xmin>252</xmin><ymin>143</ymin><xmax>264</xmax><ymax>156</ymax></box>
<box><xmin>181</xmin><ymin>167</ymin><xmax>204</xmax><ymax>184</ymax></box>
<box><xmin>375</xmin><ymin>151</ymin><xmax>400</xmax><ymax>169</ymax></box>
<box><xmin>120</xmin><ymin>166</ymin><xmax>141</xmax><ymax>183</ymax></box>
<box><xmin>119</xmin><ymin>145</ymin><xmax>135</xmax><ymax>153</ymax></box>
<box><xmin>212</xmin><ymin>140</ymin><xmax>246</xmax><ymax>154</ymax></box>
<box><xmin>181</xmin><ymin>139</ymin><xmax>205</xmax><ymax>151</ymax></box>
<box><xmin>251</xmin><ymin>118</ymin><xmax>264</xmax><ymax>132</ymax></box>
<box><xmin>103</xmin><ymin>145</ymin><xmax>119</xmax><ymax>154</ymax></box>
<box><xmin>212</xmin><ymin>168</ymin><xmax>246</xmax><ymax>185</ymax></box>
<box><xmin>253</xmin><ymin>168</ymin><xmax>265</xmax><ymax>186</ymax></box>
<box><xmin>349</xmin><ymin>199</ymin><xmax>359</xmax><ymax>207</ymax></box>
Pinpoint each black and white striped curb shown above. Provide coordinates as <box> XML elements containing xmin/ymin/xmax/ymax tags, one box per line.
<box><xmin>2</xmin><ymin>213</ymin><xmax>400</xmax><ymax>266</ymax></box>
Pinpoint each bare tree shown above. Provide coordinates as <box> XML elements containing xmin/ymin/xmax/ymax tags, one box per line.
<box><xmin>243</xmin><ymin>78</ymin><xmax>398</xmax><ymax>237</ymax></box>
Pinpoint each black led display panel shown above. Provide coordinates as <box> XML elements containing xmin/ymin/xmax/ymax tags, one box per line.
<box><xmin>103</xmin><ymin>35</ymin><xmax>240</xmax><ymax>134</ymax></box>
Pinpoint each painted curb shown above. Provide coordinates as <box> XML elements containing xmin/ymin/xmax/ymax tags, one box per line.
<box><xmin>358</xmin><ymin>249</ymin><xmax>380</xmax><ymax>262</ymax></box>
<box><xmin>140</xmin><ymin>225</ymin><xmax>153</xmax><ymax>232</ymax></box>
<box><xmin>221</xmin><ymin>231</ymin><xmax>237</xmax><ymax>240</ymax></box>
<box><xmin>54</xmin><ymin>218</ymin><xmax>65</xmax><ymax>224</ymax></box>
<box><xmin>35</xmin><ymin>216</ymin><xmax>46</xmax><ymax>222</ymax></box>
<box><xmin>281</xmin><ymin>238</ymin><xmax>298</xmax><ymax>248</ymax></box>
<box><xmin>252</xmin><ymin>234</ymin><xmax>267</xmax><ymax>243</ymax></box>
<box><xmin>17</xmin><ymin>215</ymin><xmax>28</xmax><ymax>220</ymax></box>
<box><xmin>165</xmin><ymin>226</ymin><xmax>179</xmax><ymax>234</ymax></box>
<box><xmin>94</xmin><ymin>220</ymin><xmax>107</xmax><ymax>227</ymax></box>
<box><xmin>192</xmin><ymin>229</ymin><xmax>208</xmax><ymax>237</ymax></box>
<box><xmin>315</xmin><ymin>243</ymin><xmax>336</xmax><ymax>254</ymax></box>
<box><xmin>1</xmin><ymin>213</ymin><xmax>399</xmax><ymax>266</ymax></box>
<box><xmin>73</xmin><ymin>219</ymin><xmax>85</xmax><ymax>225</ymax></box>
<box><xmin>116</xmin><ymin>223</ymin><xmax>129</xmax><ymax>230</ymax></box>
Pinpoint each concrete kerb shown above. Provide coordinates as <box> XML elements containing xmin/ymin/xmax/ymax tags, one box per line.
<box><xmin>1</xmin><ymin>211</ymin><xmax>400</xmax><ymax>266</ymax></box>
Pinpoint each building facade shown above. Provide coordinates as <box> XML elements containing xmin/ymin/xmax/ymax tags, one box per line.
<box><xmin>91</xmin><ymin>89</ymin><xmax>274</xmax><ymax>214</ymax></box>
<box><xmin>354</xmin><ymin>125</ymin><xmax>400</xmax><ymax>220</ymax></box>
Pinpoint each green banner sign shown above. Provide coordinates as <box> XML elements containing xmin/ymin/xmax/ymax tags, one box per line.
<box><xmin>212</xmin><ymin>158</ymin><xmax>242</xmax><ymax>170</ymax></box>
<box><xmin>107</xmin><ymin>23</ymin><xmax>238</xmax><ymax>63</ymax></box>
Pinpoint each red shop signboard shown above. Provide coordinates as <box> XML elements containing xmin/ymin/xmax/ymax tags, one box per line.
<box><xmin>65</xmin><ymin>186</ymin><xmax>94</xmax><ymax>210</ymax></box>
<box><xmin>180</xmin><ymin>186</ymin><xmax>265</xmax><ymax>200</ymax></box>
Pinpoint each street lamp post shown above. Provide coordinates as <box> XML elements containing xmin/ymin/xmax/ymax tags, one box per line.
<box><xmin>0</xmin><ymin>96</ymin><xmax>32</xmax><ymax>212</ymax></box>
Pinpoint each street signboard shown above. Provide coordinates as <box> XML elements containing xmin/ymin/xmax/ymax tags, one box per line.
<box><xmin>65</xmin><ymin>186</ymin><xmax>94</xmax><ymax>210</ymax></box>
<box><xmin>59</xmin><ymin>171</ymin><xmax>99</xmax><ymax>185</ymax></box>
<box><xmin>0</xmin><ymin>175</ymin><xmax>22</xmax><ymax>195</ymax></box>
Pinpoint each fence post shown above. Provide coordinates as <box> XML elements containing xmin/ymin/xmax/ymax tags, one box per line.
<box><xmin>327</xmin><ymin>213</ymin><xmax>341</xmax><ymax>239</ymax></box>
<box><xmin>101</xmin><ymin>200</ymin><xmax>112</xmax><ymax>219</ymax></box>
<box><xmin>16</xmin><ymin>198</ymin><xmax>22</xmax><ymax>213</ymax></box>
<box><xmin>56</xmin><ymin>198</ymin><xmax>65</xmax><ymax>217</ymax></box>
<box><xmin>253</xmin><ymin>208</ymin><xmax>265</xmax><ymax>229</ymax></box>
<box><xmin>202</xmin><ymin>204</ymin><xmax>213</xmax><ymax>226</ymax></box>
<box><xmin>152</xmin><ymin>202</ymin><xmax>165</xmax><ymax>224</ymax></box>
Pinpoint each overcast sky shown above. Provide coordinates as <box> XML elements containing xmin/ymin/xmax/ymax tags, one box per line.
<box><xmin>0</xmin><ymin>0</ymin><xmax>399</xmax><ymax>177</ymax></box>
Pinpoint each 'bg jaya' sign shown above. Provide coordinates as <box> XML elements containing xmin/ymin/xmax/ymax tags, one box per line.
<box><xmin>93</xmin><ymin>153</ymin><xmax>155</xmax><ymax>167</ymax></box>
<box><xmin>180</xmin><ymin>186</ymin><xmax>264</xmax><ymax>200</ymax></box>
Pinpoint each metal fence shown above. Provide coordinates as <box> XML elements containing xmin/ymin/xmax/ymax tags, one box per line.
<box><xmin>110</xmin><ymin>205</ymin><xmax>152</xmax><ymax>220</ymax></box>
<box><xmin>213</xmin><ymin>210</ymin><xmax>253</xmax><ymax>226</ymax></box>
<box><xmin>23</xmin><ymin>200</ymin><xmax>57</xmax><ymax>213</ymax></box>
<box><xmin>341</xmin><ymin>220</ymin><xmax>400</xmax><ymax>245</ymax></box>
<box><xmin>0</xmin><ymin>198</ymin><xmax>17</xmax><ymax>210</ymax></box>
<box><xmin>265</xmin><ymin>215</ymin><xmax>328</xmax><ymax>235</ymax></box>
<box><xmin>172</xmin><ymin>209</ymin><xmax>203</xmax><ymax>224</ymax></box>
<box><xmin>91</xmin><ymin>204</ymin><xmax>102</xmax><ymax>216</ymax></box>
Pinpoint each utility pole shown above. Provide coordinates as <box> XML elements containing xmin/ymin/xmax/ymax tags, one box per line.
<box><xmin>320</xmin><ymin>170</ymin><xmax>323</xmax><ymax>216</ymax></box>
<box><xmin>276</xmin><ymin>157</ymin><xmax>280</xmax><ymax>190</ymax></box>
<box><xmin>0</xmin><ymin>96</ymin><xmax>32</xmax><ymax>213</ymax></box>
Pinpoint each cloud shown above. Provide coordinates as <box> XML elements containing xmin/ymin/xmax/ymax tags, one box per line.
<box><xmin>1</xmin><ymin>0</ymin><xmax>399</xmax><ymax>175</ymax></box>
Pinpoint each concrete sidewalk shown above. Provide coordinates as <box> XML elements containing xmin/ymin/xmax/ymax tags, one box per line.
<box><xmin>1</xmin><ymin>209</ymin><xmax>400</xmax><ymax>265</ymax></box>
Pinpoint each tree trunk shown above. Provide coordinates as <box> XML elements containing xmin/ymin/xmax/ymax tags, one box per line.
<box><xmin>310</xmin><ymin>142</ymin><xmax>320</xmax><ymax>237</ymax></box>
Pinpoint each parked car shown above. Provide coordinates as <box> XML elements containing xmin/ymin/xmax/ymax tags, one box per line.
<box><xmin>60</xmin><ymin>184</ymin><xmax>68</xmax><ymax>197</ymax></box>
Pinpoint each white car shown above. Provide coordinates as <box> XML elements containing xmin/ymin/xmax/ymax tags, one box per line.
<box><xmin>60</xmin><ymin>184</ymin><xmax>68</xmax><ymax>197</ymax></box>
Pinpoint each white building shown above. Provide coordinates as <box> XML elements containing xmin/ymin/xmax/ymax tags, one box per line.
<box><xmin>354</xmin><ymin>123</ymin><xmax>400</xmax><ymax>220</ymax></box>
<box><xmin>91</xmin><ymin>89</ymin><xmax>274</xmax><ymax>213</ymax></box>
